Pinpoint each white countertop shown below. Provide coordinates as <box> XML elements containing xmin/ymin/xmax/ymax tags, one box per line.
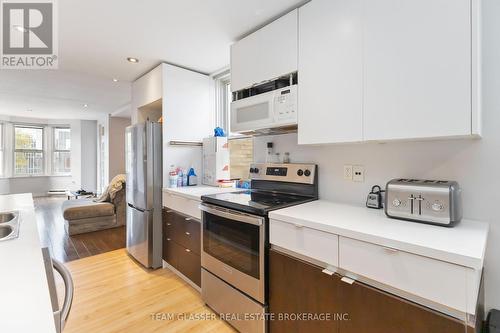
<box><xmin>0</xmin><ymin>194</ymin><xmax>56</xmax><ymax>332</ymax></box>
<box><xmin>269</xmin><ymin>200</ymin><xmax>489</xmax><ymax>270</ymax></box>
<box><xmin>163</xmin><ymin>186</ymin><xmax>245</xmax><ymax>201</ymax></box>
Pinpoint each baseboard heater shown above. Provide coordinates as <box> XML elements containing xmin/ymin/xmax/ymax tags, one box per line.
<box><xmin>47</xmin><ymin>190</ymin><xmax>67</xmax><ymax>196</ymax></box>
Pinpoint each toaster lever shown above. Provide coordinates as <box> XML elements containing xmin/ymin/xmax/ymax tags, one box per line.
<box><xmin>416</xmin><ymin>195</ymin><xmax>424</xmax><ymax>215</ymax></box>
<box><xmin>408</xmin><ymin>195</ymin><xmax>415</xmax><ymax>214</ymax></box>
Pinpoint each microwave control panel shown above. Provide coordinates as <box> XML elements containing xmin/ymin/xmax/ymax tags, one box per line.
<box><xmin>274</xmin><ymin>86</ymin><xmax>297</xmax><ymax>121</ymax></box>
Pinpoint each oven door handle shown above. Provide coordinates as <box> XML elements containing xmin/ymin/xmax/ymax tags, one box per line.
<box><xmin>199</xmin><ymin>203</ymin><xmax>264</xmax><ymax>226</ymax></box>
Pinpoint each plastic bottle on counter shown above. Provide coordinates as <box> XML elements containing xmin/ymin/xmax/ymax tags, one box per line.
<box><xmin>176</xmin><ymin>168</ymin><xmax>183</xmax><ymax>187</ymax></box>
<box><xmin>169</xmin><ymin>165</ymin><xmax>178</xmax><ymax>188</ymax></box>
<box><xmin>283</xmin><ymin>152</ymin><xmax>290</xmax><ymax>164</ymax></box>
<box><xmin>182</xmin><ymin>168</ymin><xmax>188</xmax><ymax>187</ymax></box>
<box><xmin>275</xmin><ymin>152</ymin><xmax>281</xmax><ymax>163</ymax></box>
<box><xmin>187</xmin><ymin>167</ymin><xmax>197</xmax><ymax>186</ymax></box>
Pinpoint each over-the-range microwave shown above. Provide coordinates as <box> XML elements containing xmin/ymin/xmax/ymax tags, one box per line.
<box><xmin>230</xmin><ymin>85</ymin><xmax>297</xmax><ymax>136</ymax></box>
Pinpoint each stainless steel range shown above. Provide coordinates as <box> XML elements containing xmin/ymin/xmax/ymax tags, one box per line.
<box><xmin>200</xmin><ymin>163</ymin><xmax>318</xmax><ymax>333</ymax></box>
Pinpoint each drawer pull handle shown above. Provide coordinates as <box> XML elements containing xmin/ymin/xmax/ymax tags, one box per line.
<box><xmin>294</xmin><ymin>224</ymin><xmax>304</xmax><ymax>228</ymax></box>
<box><xmin>185</xmin><ymin>249</ymin><xmax>191</xmax><ymax>253</ymax></box>
<box><xmin>185</xmin><ymin>232</ymin><xmax>190</xmax><ymax>236</ymax></box>
<box><xmin>185</xmin><ymin>218</ymin><xmax>192</xmax><ymax>221</ymax></box>
<box><xmin>166</xmin><ymin>238</ymin><xmax>171</xmax><ymax>241</ymax></box>
<box><xmin>383</xmin><ymin>247</ymin><xmax>399</xmax><ymax>254</ymax></box>
<box><xmin>166</xmin><ymin>210</ymin><xmax>173</xmax><ymax>213</ymax></box>
<box><xmin>341</xmin><ymin>276</ymin><xmax>356</xmax><ymax>285</ymax></box>
<box><xmin>322</xmin><ymin>268</ymin><xmax>335</xmax><ymax>276</ymax></box>
<box><xmin>166</xmin><ymin>223</ymin><xmax>172</xmax><ymax>226</ymax></box>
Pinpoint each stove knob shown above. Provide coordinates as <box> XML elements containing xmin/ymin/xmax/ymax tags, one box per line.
<box><xmin>392</xmin><ymin>199</ymin><xmax>402</xmax><ymax>207</ymax></box>
<box><xmin>249</xmin><ymin>168</ymin><xmax>255</xmax><ymax>174</ymax></box>
<box><xmin>254</xmin><ymin>168</ymin><xmax>259</xmax><ymax>174</ymax></box>
<box><xmin>297</xmin><ymin>169</ymin><xmax>304</xmax><ymax>176</ymax></box>
<box><xmin>304</xmin><ymin>169</ymin><xmax>311</xmax><ymax>177</ymax></box>
<box><xmin>432</xmin><ymin>203</ymin><xmax>444</xmax><ymax>211</ymax></box>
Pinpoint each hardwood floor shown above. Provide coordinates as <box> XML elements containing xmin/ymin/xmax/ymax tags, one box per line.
<box><xmin>59</xmin><ymin>249</ymin><xmax>236</xmax><ymax>333</ymax></box>
<box><xmin>34</xmin><ymin>196</ymin><xmax>126</xmax><ymax>263</ymax></box>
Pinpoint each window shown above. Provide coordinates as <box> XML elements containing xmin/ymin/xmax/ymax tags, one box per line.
<box><xmin>14</xmin><ymin>126</ymin><xmax>44</xmax><ymax>176</ymax></box>
<box><xmin>53</xmin><ymin>127</ymin><xmax>71</xmax><ymax>175</ymax></box>
<box><xmin>214</xmin><ymin>71</ymin><xmax>231</xmax><ymax>134</ymax></box>
<box><xmin>214</xmin><ymin>71</ymin><xmax>254</xmax><ymax>180</ymax></box>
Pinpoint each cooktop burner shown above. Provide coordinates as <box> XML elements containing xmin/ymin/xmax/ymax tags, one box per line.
<box><xmin>201</xmin><ymin>163</ymin><xmax>318</xmax><ymax>216</ymax></box>
<box><xmin>201</xmin><ymin>189</ymin><xmax>315</xmax><ymax>216</ymax></box>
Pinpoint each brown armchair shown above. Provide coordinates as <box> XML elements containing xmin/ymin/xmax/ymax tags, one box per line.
<box><xmin>62</xmin><ymin>187</ymin><xmax>126</xmax><ymax>236</ymax></box>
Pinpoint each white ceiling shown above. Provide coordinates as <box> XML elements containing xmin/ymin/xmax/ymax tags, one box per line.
<box><xmin>0</xmin><ymin>0</ymin><xmax>305</xmax><ymax>120</ymax></box>
<box><xmin>0</xmin><ymin>70</ymin><xmax>132</xmax><ymax>120</ymax></box>
<box><xmin>59</xmin><ymin>0</ymin><xmax>305</xmax><ymax>80</ymax></box>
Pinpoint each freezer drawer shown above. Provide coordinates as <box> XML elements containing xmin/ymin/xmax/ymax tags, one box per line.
<box><xmin>127</xmin><ymin>205</ymin><xmax>153</xmax><ymax>267</ymax></box>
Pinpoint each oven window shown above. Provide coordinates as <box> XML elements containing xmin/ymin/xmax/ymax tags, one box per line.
<box><xmin>203</xmin><ymin>212</ymin><xmax>260</xmax><ymax>279</ymax></box>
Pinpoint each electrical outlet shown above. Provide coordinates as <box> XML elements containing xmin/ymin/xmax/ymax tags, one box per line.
<box><xmin>343</xmin><ymin>165</ymin><xmax>353</xmax><ymax>180</ymax></box>
<box><xmin>352</xmin><ymin>165</ymin><xmax>365</xmax><ymax>182</ymax></box>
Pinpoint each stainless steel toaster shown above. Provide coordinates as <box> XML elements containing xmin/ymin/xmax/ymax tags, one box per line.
<box><xmin>385</xmin><ymin>179</ymin><xmax>462</xmax><ymax>227</ymax></box>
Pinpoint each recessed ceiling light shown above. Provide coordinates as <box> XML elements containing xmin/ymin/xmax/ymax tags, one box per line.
<box><xmin>127</xmin><ymin>57</ymin><xmax>139</xmax><ymax>63</ymax></box>
<box><xmin>83</xmin><ymin>104</ymin><xmax>88</xmax><ymax>108</ymax></box>
<box><xmin>112</xmin><ymin>78</ymin><xmax>119</xmax><ymax>82</ymax></box>
<box><xmin>13</xmin><ymin>25</ymin><xmax>28</xmax><ymax>33</ymax></box>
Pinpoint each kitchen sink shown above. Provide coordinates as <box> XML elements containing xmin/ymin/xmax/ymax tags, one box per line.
<box><xmin>0</xmin><ymin>212</ymin><xmax>15</xmax><ymax>224</ymax></box>
<box><xmin>0</xmin><ymin>225</ymin><xmax>13</xmax><ymax>238</ymax></box>
<box><xmin>0</xmin><ymin>211</ymin><xmax>20</xmax><ymax>241</ymax></box>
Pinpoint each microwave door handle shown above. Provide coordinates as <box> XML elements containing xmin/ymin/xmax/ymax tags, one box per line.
<box><xmin>199</xmin><ymin>203</ymin><xmax>264</xmax><ymax>226</ymax></box>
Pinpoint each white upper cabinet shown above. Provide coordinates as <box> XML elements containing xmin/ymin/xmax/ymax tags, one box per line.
<box><xmin>363</xmin><ymin>0</ymin><xmax>474</xmax><ymax>141</ymax></box>
<box><xmin>298</xmin><ymin>0</ymin><xmax>363</xmax><ymax>144</ymax></box>
<box><xmin>297</xmin><ymin>0</ymin><xmax>480</xmax><ymax>144</ymax></box>
<box><xmin>230</xmin><ymin>9</ymin><xmax>298</xmax><ymax>92</ymax></box>
<box><xmin>132</xmin><ymin>65</ymin><xmax>162</xmax><ymax>109</ymax></box>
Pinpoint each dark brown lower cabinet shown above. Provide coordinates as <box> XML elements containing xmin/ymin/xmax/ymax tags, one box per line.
<box><xmin>162</xmin><ymin>208</ymin><xmax>201</xmax><ymax>287</ymax></box>
<box><xmin>269</xmin><ymin>248</ymin><xmax>474</xmax><ymax>333</ymax></box>
<box><xmin>269</xmin><ymin>249</ymin><xmax>341</xmax><ymax>333</ymax></box>
<box><xmin>339</xmin><ymin>279</ymin><xmax>466</xmax><ymax>333</ymax></box>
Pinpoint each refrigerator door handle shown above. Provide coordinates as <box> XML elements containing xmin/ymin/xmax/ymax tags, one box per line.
<box><xmin>128</xmin><ymin>203</ymin><xmax>146</xmax><ymax>213</ymax></box>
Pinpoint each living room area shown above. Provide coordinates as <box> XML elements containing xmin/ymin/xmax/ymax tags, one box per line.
<box><xmin>0</xmin><ymin>71</ymin><xmax>132</xmax><ymax>263</ymax></box>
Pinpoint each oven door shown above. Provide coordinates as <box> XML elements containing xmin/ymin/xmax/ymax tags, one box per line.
<box><xmin>200</xmin><ymin>203</ymin><xmax>266</xmax><ymax>304</ymax></box>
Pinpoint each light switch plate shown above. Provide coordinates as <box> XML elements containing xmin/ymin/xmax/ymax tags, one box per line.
<box><xmin>343</xmin><ymin>165</ymin><xmax>353</xmax><ymax>180</ymax></box>
<box><xmin>352</xmin><ymin>165</ymin><xmax>365</xmax><ymax>182</ymax></box>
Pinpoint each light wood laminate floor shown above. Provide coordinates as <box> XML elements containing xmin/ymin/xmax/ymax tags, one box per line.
<box><xmin>59</xmin><ymin>249</ymin><xmax>236</xmax><ymax>333</ymax></box>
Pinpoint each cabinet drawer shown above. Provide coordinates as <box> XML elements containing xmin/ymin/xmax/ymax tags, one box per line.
<box><xmin>163</xmin><ymin>236</ymin><xmax>181</xmax><ymax>268</ymax></box>
<box><xmin>178</xmin><ymin>246</ymin><xmax>201</xmax><ymax>287</ymax></box>
<box><xmin>270</xmin><ymin>219</ymin><xmax>339</xmax><ymax>267</ymax></box>
<box><xmin>339</xmin><ymin>236</ymin><xmax>468</xmax><ymax>313</ymax></box>
<box><xmin>163</xmin><ymin>209</ymin><xmax>201</xmax><ymax>254</ymax></box>
<box><xmin>163</xmin><ymin>209</ymin><xmax>178</xmax><ymax>238</ymax></box>
<box><xmin>163</xmin><ymin>193</ymin><xmax>201</xmax><ymax>219</ymax></box>
<box><xmin>176</xmin><ymin>217</ymin><xmax>201</xmax><ymax>255</ymax></box>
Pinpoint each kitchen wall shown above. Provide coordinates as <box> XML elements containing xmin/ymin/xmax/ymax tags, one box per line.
<box><xmin>254</xmin><ymin>0</ymin><xmax>500</xmax><ymax>312</ymax></box>
<box><xmin>80</xmin><ymin>120</ymin><xmax>98</xmax><ymax>192</ymax></box>
<box><xmin>108</xmin><ymin>117</ymin><xmax>130</xmax><ymax>180</ymax></box>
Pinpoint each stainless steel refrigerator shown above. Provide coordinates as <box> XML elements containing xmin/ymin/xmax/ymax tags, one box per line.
<box><xmin>125</xmin><ymin>121</ymin><xmax>162</xmax><ymax>269</ymax></box>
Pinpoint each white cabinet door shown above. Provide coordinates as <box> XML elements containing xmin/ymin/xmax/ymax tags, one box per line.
<box><xmin>230</xmin><ymin>9</ymin><xmax>298</xmax><ymax>92</ymax></box>
<box><xmin>363</xmin><ymin>0</ymin><xmax>472</xmax><ymax>141</ymax></box>
<box><xmin>298</xmin><ymin>0</ymin><xmax>363</xmax><ymax>144</ymax></box>
<box><xmin>132</xmin><ymin>65</ymin><xmax>163</xmax><ymax>109</ymax></box>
